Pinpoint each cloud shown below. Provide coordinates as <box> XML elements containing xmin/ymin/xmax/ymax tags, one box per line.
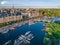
<box><xmin>1</xmin><ymin>1</ymin><xmax>8</xmax><ymax>5</ymax></box>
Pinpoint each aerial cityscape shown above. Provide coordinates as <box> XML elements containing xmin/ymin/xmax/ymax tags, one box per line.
<box><xmin>0</xmin><ymin>0</ymin><xmax>60</xmax><ymax>45</ymax></box>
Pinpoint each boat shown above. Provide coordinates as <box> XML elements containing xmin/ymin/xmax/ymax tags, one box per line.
<box><xmin>10</xmin><ymin>27</ymin><xmax>16</xmax><ymax>30</ymax></box>
<box><xmin>3</xmin><ymin>40</ymin><xmax>11</xmax><ymax>45</ymax></box>
<box><xmin>2</xmin><ymin>29</ymin><xmax>9</xmax><ymax>34</ymax></box>
<box><xmin>0</xmin><ymin>28</ymin><xmax>9</xmax><ymax>34</ymax></box>
<box><xmin>14</xmin><ymin>31</ymin><xmax>34</xmax><ymax>45</ymax></box>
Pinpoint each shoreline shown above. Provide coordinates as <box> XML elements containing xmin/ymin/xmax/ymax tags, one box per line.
<box><xmin>0</xmin><ymin>17</ymin><xmax>58</xmax><ymax>34</ymax></box>
<box><xmin>0</xmin><ymin>18</ymin><xmax>40</xmax><ymax>33</ymax></box>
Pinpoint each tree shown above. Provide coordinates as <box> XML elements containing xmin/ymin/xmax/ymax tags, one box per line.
<box><xmin>44</xmin><ymin>23</ymin><xmax>60</xmax><ymax>45</ymax></box>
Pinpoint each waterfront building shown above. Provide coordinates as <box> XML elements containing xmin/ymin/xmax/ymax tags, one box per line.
<box><xmin>0</xmin><ymin>8</ymin><xmax>23</xmax><ymax>23</ymax></box>
<box><xmin>0</xmin><ymin>8</ymin><xmax>43</xmax><ymax>23</ymax></box>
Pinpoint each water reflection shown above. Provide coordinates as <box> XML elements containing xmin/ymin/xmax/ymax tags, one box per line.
<box><xmin>0</xmin><ymin>21</ymin><xmax>45</xmax><ymax>45</ymax></box>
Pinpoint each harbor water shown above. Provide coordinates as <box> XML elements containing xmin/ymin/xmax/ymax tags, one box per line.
<box><xmin>0</xmin><ymin>22</ymin><xmax>45</xmax><ymax>45</ymax></box>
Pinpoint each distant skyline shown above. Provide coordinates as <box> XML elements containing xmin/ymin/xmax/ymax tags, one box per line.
<box><xmin>0</xmin><ymin>0</ymin><xmax>60</xmax><ymax>8</ymax></box>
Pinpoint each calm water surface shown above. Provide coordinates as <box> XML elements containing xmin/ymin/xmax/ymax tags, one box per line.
<box><xmin>0</xmin><ymin>22</ymin><xmax>46</xmax><ymax>45</ymax></box>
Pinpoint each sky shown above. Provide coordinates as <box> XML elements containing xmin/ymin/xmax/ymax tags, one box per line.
<box><xmin>0</xmin><ymin>0</ymin><xmax>60</xmax><ymax>8</ymax></box>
